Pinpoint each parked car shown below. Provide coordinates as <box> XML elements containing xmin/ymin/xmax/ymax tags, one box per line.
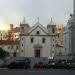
<box><xmin>54</xmin><ymin>60</ymin><xmax>67</xmax><ymax>69</ymax></box>
<box><xmin>67</xmin><ymin>60</ymin><xmax>75</xmax><ymax>69</ymax></box>
<box><xmin>44</xmin><ymin>60</ymin><xmax>68</xmax><ymax>69</ymax></box>
<box><xmin>7</xmin><ymin>58</ymin><xmax>31</xmax><ymax>69</ymax></box>
<box><xmin>34</xmin><ymin>62</ymin><xmax>45</xmax><ymax>69</ymax></box>
<box><xmin>7</xmin><ymin>60</ymin><xmax>25</xmax><ymax>69</ymax></box>
<box><xmin>0</xmin><ymin>60</ymin><xmax>5</xmax><ymax>68</ymax></box>
<box><xmin>44</xmin><ymin>60</ymin><xmax>56</xmax><ymax>69</ymax></box>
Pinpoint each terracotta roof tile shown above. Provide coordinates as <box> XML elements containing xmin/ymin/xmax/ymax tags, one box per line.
<box><xmin>0</xmin><ymin>40</ymin><xmax>20</xmax><ymax>45</ymax></box>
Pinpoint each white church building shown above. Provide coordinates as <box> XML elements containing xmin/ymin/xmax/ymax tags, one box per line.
<box><xmin>20</xmin><ymin>18</ymin><xmax>57</xmax><ymax>58</ymax></box>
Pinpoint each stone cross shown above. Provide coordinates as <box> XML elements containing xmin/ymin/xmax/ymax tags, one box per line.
<box><xmin>37</xmin><ymin>17</ymin><xmax>39</xmax><ymax>22</ymax></box>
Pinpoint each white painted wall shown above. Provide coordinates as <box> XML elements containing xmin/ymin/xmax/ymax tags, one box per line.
<box><xmin>24</xmin><ymin>36</ymin><xmax>51</xmax><ymax>57</ymax></box>
<box><xmin>20</xmin><ymin>26</ymin><xmax>56</xmax><ymax>57</ymax></box>
<box><xmin>0</xmin><ymin>45</ymin><xmax>20</xmax><ymax>57</ymax></box>
<box><xmin>64</xmin><ymin>25</ymin><xmax>70</xmax><ymax>55</ymax></box>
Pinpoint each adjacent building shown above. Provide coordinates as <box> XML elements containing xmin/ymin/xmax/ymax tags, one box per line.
<box><xmin>56</xmin><ymin>25</ymin><xmax>64</xmax><ymax>55</ymax></box>
<box><xmin>0</xmin><ymin>30</ymin><xmax>8</xmax><ymax>40</ymax></box>
<box><xmin>0</xmin><ymin>40</ymin><xmax>20</xmax><ymax>57</ymax></box>
<box><xmin>64</xmin><ymin>0</ymin><xmax>75</xmax><ymax>59</ymax></box>
<box><xmin>0</xmin><ymin>24</ymin><xmax>20</xmax><ymax>57</ymax></box>
<box><xmin>64</xmin><ymin>14</ymin><xmax>75</xmax><ymax>58</ymax></box>
<box><xmin>8</xmin><ymin>24</ymin><xmax>20</xmax><ymax>40</ymax></box>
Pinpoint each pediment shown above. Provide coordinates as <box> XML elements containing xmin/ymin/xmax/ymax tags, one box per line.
<box><xmin>28</xmin><ymin>22</ymin><xmax>48</xmax><ymax>35</ymax></box>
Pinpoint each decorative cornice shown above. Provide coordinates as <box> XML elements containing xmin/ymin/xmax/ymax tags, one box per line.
<box><xmin>20</xmin><ymin>34</ymin><xmax>57</xmax><ymax>36</ymax></box>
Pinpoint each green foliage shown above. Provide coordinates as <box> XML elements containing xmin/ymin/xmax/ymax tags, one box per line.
<box><xmin>0</xmin><ymin>47</ymin><xmax>10</xmax><ymax>58</ymax></box>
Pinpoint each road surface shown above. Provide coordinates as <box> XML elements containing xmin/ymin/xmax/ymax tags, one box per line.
<box><xmin>0</xmin><ymin>69</ymin><xmax>75</xmax><ymax>75</ymax></box>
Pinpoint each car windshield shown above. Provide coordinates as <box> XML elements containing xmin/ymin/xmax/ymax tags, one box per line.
<box><xmin>69</xmin><ymin>60</ymin><xmax>75</xmax><ymax>63</ymax></box>
<box><xmin>48</xmin><ymin>60</ymin><xmax>55</xmax><ymax>64</ymax></box>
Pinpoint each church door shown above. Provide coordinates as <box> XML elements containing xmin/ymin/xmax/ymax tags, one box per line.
<box><xmin>35</xmin><ymin>49</ymin><xmax>40</xmax><ymax>57</ymax></box>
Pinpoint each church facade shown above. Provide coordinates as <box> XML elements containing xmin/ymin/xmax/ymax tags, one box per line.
<box><xmin>19</xmin><ymin>18</ymin><xmax>57</xmax><ymax>58</ymax></box>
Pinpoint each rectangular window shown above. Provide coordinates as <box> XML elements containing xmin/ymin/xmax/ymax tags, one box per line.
<box><xmin>21</xmin><ymin>27</ymin><xmax>24</xmax><ymax>29</ymax></box>
<box><xmin>22</xmin><ymin>44</ymin><xmax>23</xmax><ymax>46</ymax></box>
<box><xmin>15</xmin><ymin>35</ymin><xmax>16</xmax><ymax>37</ymax></box>
<box><xmin>1</xmin><ymin>33</ymin><xmax>2</xmax><ymax>36</ymax></box>
<box><xmin>58</xmin><ymin>34</ymin><xmax>59</xmax><ymax>38</ymax></box>
<box><xmin>31</xmin><ymin>37</ymin><xmax>34</xmax><ymax>43</ymax></box>
<box><xmin>42</xmin><ymin>38</ymin><xmax>45</xmax><ymax>43</ymax></box>
<box><xmin>21</xmin><ymin>27</ymin><xmax>24</xmax><ymax>32</ymax></box>
<box><xmin>8</xmin><ymin>46</ymin><xmax>10</xmax><ymax>49</ymax></box>
<box><xmin>65</xmin><ymin>48</ymin><xmax>66</xmax><ymax>53</ymax></box>
<box><xmin>22</xmin><ymin>38</ymin><xmax>23</xmax><ymax>40</ymax></box>
<box><xmin>11</xmin><ymin>46</ymin><xmax>14</xmax><ymax>49</ymax></box>
<box><xmin>16</xmin><ymin>46</ymin><xmax>18</xmax><ymax>49</ymax></box>
<box><xmin>52</xmin><ymin>28</ymin><xmax>55</xmax><ymax>33</ymax></box>
<box><xmin>53</xmin><ymin>39</ymin><xmax>54</xmax><ymax>41</ymax></box>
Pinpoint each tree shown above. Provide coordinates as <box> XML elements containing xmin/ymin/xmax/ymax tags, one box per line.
<box><xmin>0</xmin><ymin>47</ymin><xmax>10</xmax><ymax>59</ymax></box>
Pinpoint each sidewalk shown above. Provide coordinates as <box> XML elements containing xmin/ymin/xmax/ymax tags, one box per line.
<box><xmin>0</xmin><ymin>68</ymin><xmax>8</xmax><ymax>70</ymax></box>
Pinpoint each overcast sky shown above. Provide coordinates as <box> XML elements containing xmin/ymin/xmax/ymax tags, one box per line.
<box><xmin>0</xmin><ymin>0</ymin><xmax>73</xmax><ymax>27</ymax></box>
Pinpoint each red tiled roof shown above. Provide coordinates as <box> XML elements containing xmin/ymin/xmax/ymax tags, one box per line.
<box><xmin>13</xmin><ymin>27</ymin><xmax>20</xmax><ymax>33</ymax></box>
<box><xmin>0</xmin><ymin>40</ymin><xmax>20</xmax><ymax>45</ymax></box>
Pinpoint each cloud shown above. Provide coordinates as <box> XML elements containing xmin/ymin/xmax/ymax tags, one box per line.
<box><xmin>38</xmin><ymin>0</ymin><xmax>73</xmax><ymax>25</ymax></box>
<box><xmin>0</xmin><ymin>0</ymin><xmax>73</xmax><ymax>27</ymax></box>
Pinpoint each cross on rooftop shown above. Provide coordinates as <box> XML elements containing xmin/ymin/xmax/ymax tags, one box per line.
<box><xmin>37</xmin><ymin>17</ymin><xmax>39</xmax><ymax>22</ymax></box>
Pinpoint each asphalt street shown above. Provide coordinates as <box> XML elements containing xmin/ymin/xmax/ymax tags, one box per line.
<box><xmin>0</xmin><ymin>69</ymin><xmax>75</xmax><ymax>75</ymax></box>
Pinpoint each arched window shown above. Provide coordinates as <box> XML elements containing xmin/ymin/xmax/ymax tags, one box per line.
<box><xmin>36</xmin><ymin>31</ymin><xmax>40</xmax><ymax>35</ymax></box>
<box><xmin>42</xmin><ymin>38</ymin><xmax>45</xmax><ymax>43</ymax></box>
<box><xmin>52</xmin><ymin>28</ymin><xmax>55</xmax><ymax>33</ymax></box>
<box><xmin>31</xmin><ymin>37</ymin><xmax>34</xmax><ymax>43</ymax></box>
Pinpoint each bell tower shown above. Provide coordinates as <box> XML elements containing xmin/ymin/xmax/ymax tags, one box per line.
<box><xmin>20</xmin><ymin>17</ymin><xmax>29</xmax><ymax>34</ymax></box>
<box><xmin>47</xmin><ymin>18</ymin><xmax>56</xmax><ymax>58</ymax></box>
<box><xmin>47</xmin><ymin>18</ymin><xmax>56</xmax><ymax>35</ymax></box>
